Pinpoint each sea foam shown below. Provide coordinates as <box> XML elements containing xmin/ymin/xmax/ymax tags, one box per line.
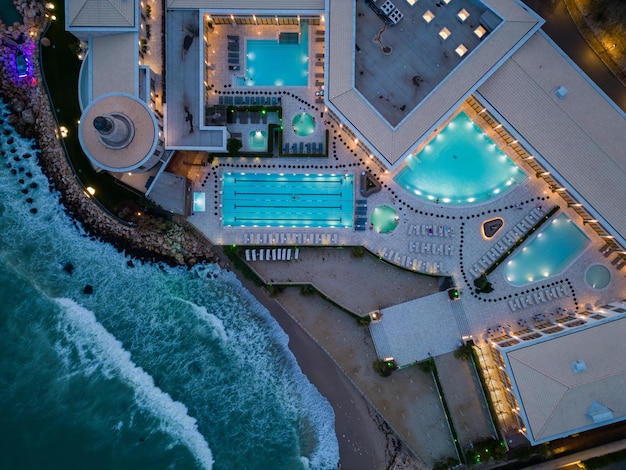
<box><xmin>54</xmin><ymin>297</ymin><xmax>214</xmax><ymax>469</ymax></box>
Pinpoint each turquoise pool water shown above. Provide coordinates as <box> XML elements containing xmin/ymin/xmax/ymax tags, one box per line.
<box><xmin>292</xmin><ymin>112</ymin><xmax>316</xmax><ymax>136</ymax></box>
<box><xmin>221</xmin><ymin>172</ymin><xmax>354</xmax><ymax>228</ymax></box>
<box><xmin>504</xmin><ymin>213</ymin><xmax>590</xmax><ymax>286</ymax></box>
<box><xmin>248</xmin><ymin>130</ymin><xmax>267</xmax><ymax>150</ymax></box>
<box><xmin>394</xmin><ymin>112</ymin><xmax>527</xmax><ymax>205</ymax></box>
<box><xmin>245</xmin><ymin>22</ymin><xmax>309</xmax><ymax>87</ymax></box>
<box><xmin>586</xmin><ymin>264</ymin><xmax>611</xmax><ymax>289</ymax></box>
<box><xmin>371</xmin><ymin>205</ymin><xmax>399</xmax><ymax>234</ymax></box>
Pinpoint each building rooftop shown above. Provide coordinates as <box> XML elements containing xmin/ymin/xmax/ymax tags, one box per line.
<box><xmin>478</xmin><ymin>31</ymin><xmax>626</xmax><ymax>247</ymax></box>
<box><xmin>91</xmin><ymin>33</ymin><xmax>137</xmax><ymax>100</ymax></box>
<box><xmin>165</xmin><ymin>0</ymin><xmax>324</xmax><ymax>13</ymax></box>
<box><xmin>67</xmin><ymin>0</ymin><xmax>135</xmax><ymax>29</ymax></box>
<box><xmin>503</xmin><ymin>315</ymin><xmax>626</xmax><ymax>444</ymax></box>
<box><xmin>79</xmin><ymin>93</ymin><xmax>158</xmax><ymax>172</ymax></box>
<box><xmin>326</xmin><ymin>0</ymin><xmax>542</xmax><ymax>167</ymax></box>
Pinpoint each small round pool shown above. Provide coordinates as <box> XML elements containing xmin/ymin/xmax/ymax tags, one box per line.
<box><xmin>292</xmin><ymin>112</ymin><xmax>316</xmax><ymax>136</ymax></box>
<box><xmin>371</xmin><ymin>205</ymin><xmax>399</xmax><ymax>234</ymax></box>
<box><xmin>585</xmin><ymin>264</ymin><xmax>611</xmax><ymax>289</ymax></box>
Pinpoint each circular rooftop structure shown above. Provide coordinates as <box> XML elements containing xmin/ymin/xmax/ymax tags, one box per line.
<box><xmin>79</xmin><ymin>93</ymin><xmax>159</xmax><ymax>172</ymax></box>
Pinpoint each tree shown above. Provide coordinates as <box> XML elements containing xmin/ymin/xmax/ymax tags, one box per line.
<box><xmin>227</xmin><ymin>137</ymin><xmax>242</xmax><ymax>156</ymax></box>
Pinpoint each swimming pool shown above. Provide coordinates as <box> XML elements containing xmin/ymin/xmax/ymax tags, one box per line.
<box><xmin>249</xmin><ymin>130</ymin><xmax>267</xmax><ymax>150</ymax></box>
<box><xmin>585</xmin><ymin>264</ymin><xmax>611</xmax><ymax>289</ymax></box>
<box><xmin>221</xmin><ymin>172</ymin><xmax>354</xmax><ymax>228</ymax></box>
<box><xmin>394</xmin><ymin>112</ymin><xmax>527</xmax><ymax>205</ymax></box>
<box><xmin>371</xmin><ymin>205</ymin><xmax>399</xmax><ymax>233</ymax></box>
<box><xmin>292</xmin><ymin>112</ymin><xmax>316</xmax><ymax>136</ymax></box>
<box><xmin>245</xmin><ymin>22</ymin><xmax>309</xmax><ymax>87</ymax></box>
<box><xmin>504</xmin><ymin>213</ymin><xmax>590</xmax><ymax>286</ymax></box>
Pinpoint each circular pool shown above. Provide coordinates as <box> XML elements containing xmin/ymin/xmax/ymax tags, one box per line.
<box><xmin>370</xmin><ymin>205</ymin><xmax>399</xmax><ymax>234</ymax></box>
<box><xmin>292</xmin><ymin>112</ymin><xmax>316</xmax><ymax>136</ymax></box>
<box><xmin>585</xmin><ymin>264</ymin><xmax>611</xmax><ymax>289</ymax></box>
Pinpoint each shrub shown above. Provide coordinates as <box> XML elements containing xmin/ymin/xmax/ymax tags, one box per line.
<box><xmin>350</xmin><ymin>246</ymin><xmax>365</xmax><ymax>258</ymax></box>
<box><xmin>299</xmin><ymin>285</ymin><xmax>315</xmax><ymax>297</ymax></box>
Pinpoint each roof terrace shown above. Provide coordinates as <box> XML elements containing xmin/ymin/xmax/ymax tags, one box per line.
<box><xmin>355</xmin><ymin>0</ymin><xmax>496</xmax><ymax>127</ymax></box>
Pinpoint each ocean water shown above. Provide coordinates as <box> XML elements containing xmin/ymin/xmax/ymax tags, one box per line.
<box><xmin>0</xmin><ymin>100</ymin><xmax>339</xmax><ymax>469</ymax></box>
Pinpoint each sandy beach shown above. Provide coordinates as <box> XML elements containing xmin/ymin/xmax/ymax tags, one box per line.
<box><xmin>219</xmin><ymin>245</ymin><xmax>426</xmax><ymax>469</ymax></box>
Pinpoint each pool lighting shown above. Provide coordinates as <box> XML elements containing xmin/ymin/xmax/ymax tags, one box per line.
<box><xmin>60</xmin><ymin>126</ymin><xmax>69</xmax><ymax>138</ymax></box>
<box><xmin>86</xmin><ymin>186</ymin><xmax>96</xmax><ymax>196</ymax></box>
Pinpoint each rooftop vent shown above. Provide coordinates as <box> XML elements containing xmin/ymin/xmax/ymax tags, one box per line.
<box><xmin>555</xmin><ymin>86</ymin><xmax>568</xmax><ymax>99</ymax></box>
<box><xmin>587</xmin><ymin>401</ymin><xmax>613</xmax><ymax>423</ymax></box>
<box><xmin>572</xmin><ymin>360</ymin><xmax>586</xmax><ymax>372</ymax></box>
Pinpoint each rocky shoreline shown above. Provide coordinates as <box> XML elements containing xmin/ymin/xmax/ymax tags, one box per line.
<box><xmin>0</xmin><ymin>3</ymin><xmax>222</xmax><ymax>269</ymax></box>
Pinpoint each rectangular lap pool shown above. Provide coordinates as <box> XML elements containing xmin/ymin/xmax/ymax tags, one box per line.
<box><xmin>221</xmin><ymin>172</ymin><xmax>354</xmax><ymax>228</ymax></box>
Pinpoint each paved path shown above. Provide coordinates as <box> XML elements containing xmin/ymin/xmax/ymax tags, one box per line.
<box><xmin>250</xmin><ymin>247</ymin><xmax>440</xmax><ymax>315</ymax></box>
<box><xmin>435</xmin><ymin>352</ymin><xmax>496</xmax><ymax>451</ymax></box>
<box><xmin>526</xmin><ymin>438</ymin><xmax>626</xmax><ymax>469</ymax></box>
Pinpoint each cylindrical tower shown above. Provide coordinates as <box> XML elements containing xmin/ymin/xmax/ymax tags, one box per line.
<box><xmin>79</xmin><ymin>92</ymin><xmax>163</xmax><ymax>173</ymax></box>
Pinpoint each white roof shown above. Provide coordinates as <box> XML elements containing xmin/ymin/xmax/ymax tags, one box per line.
<box><xmin>67</xmin><ymin>0</ymin><xmax>135</xmax><ymax>28</ymax></box>
<box><xmin>478</xmin><ymin>32</ymin><xmax>626</xmax><ymax>243</ymax></box>
<box><xmin>504</xmin><ymin>316</ymin><xmax>626</xmax><ymax>444</ymax></box>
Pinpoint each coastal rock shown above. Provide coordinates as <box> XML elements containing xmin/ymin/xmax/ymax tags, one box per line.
<box><xmin>22</xmin><ymin>109</ymin><xmax>34</xmax><ymax>124</ymax></box>
<box><xmin>62</xmin><ymin>262</ymin><xmax>74</xmax><ymax>275</ymax></box>
<box><xmin>83</xmin><ymin>284</ymin><xmax>93</xmax><ymax>294</ymax></box>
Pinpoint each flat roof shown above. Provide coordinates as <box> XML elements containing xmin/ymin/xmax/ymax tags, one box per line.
<box><xmin>326</xmin><ymin>0</ymin><xmax>542</xmax><ymax>167</ymax></box>
<box><xmin>354</xmin><ymin>0</ymin><xmax>497</xmax><ymax>127</ymax></box>
<box><xmin>91</xmin><ymin>34</ymin><xmax>137</xmax><ymax>100</ymax></box>
<box><xmin>164</xmin><ymin>9</ymin><xmax>228</xmax><ymax>151</ymax></box>
<box><xmin>369</xmin><ymin>291</ymin><xmax>462</xmax><ymax>366</ymax></box>
<box><xmin>503</xmin><ymin>316</ymin><xmax>626</xmax><ymax>444</ymax></box>
<box><xmin>67</xmin><ymin>0</ymin><xmax>135</xmax><ymax>28</ymax></box>
<box><xmin>478</xmin><ymin>31</ymin><xmax>626</xmax><ymax>246</ymax></box>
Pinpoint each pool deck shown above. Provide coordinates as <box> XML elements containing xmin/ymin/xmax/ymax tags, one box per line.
<box><xmin>179</xmin><ymin>21</ymin><xmax>626</xmax><ymax>466</ymax></box>
<box><xmin>187</xmin><ymin>83</ymin><xmax>626</xmax><ymax>439</ymax></box>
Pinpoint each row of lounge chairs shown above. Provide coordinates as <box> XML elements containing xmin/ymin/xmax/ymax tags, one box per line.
<box><xmin>379</xmin><ymin>247</ymin><xmax>445</xmax><ymax>274</ymax></box>
<box><xmin>601</xmin><ymin>243</ymin><xmax>626</xmax><ymax>269</ymax></box>
<box><xmin>470</xmin><ymin>206</ymin><xmax>547</xmax><ymax>277</ymax></box>
<box><xmin>243</xmin><ymin>232</ymin><xmax>338</xmax><ymax>245</ymax></box>
<box><xmin>245</xmin><ymin>248</ymin><xmax>298</xmax><ymax>262</ymax></box>
<box><xmin>354</xmin><ymin>200</ymin><xmax>368</xmax><ymax>230</ymax></box>
<box><xmin>227</xmin><ymin>36</ymin><xmax>240</xmax><ymax>70</ymax></box>
<box><xmin>408</xmin><ymin>223</ymin><xmax>453</xmax><ymax>237</ymax></box>
<box><xmin>219</xmin><ymin>95</ymin><xmax>281</xmax><ymax>106</ymax></box>
<box><xmin>507</xmin><ymin>284</ymin><xmax>569</xmax><ymax>312</ymax></box>
<box><xmin>408</xmin><ymin>242</ymin><xmax>454</xmax><ymax>256</ymax></box>
<box><xmin>282</xmin><ymin>142</ymin><xmax>324</xmax><ymax>154</ymax></box>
